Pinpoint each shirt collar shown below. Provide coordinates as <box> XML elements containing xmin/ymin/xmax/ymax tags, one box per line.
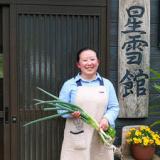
<box><xmin>75</xmin><ymin>73</ymin><xmax>101</xmax><ymax>82</ymax></box>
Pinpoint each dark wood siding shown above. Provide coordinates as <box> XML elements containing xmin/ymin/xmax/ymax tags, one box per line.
<box><xmin>12</xmin><ymin>0</ymin><xmax>107</xmax><ymax>6</ymax></box>
<box><xmin>0</xmin><ymin>0</ymin><xmax>107</xmax><ymax>6</ymax></box>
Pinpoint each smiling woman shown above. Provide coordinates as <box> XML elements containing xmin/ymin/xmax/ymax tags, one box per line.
<box><xmin>58</xmin><ymin>48</ymin><xmax>120</xmax><ymax>160</ymax></box>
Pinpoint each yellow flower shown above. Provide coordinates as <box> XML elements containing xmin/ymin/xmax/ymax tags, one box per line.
<box><xmin>126</xmin><ymin>126</ymin><xmax>160</xmax><ymax>147</ymax></box>
<box><xmin>155</xmin><ymin>139</ymin><xmax>160</xmax><ymax>145</ymax></box>
<box><xmin>149</xmin><ymin>139</ymin><xmax>154</xmax><ymax>145</ymax></box>
<box><xmin>126</xmin><ymin>131</ymin><xmax>131</xmax><ymax>137</ymax></box>
<box><xmin>130</xmin><ymin>128</ymin><xmax>136</xmax><ymax>131</ymax></box>
<box><xmin>140</xmin><ymin>126</ymin><xmax>146</xmax><ymax>130</ymax></box>
<box><xmin>145</xmin><ymin>127</ymin><xmax>151</xmax><ymax>132</ymax></box>
<box><xmin>135</xmin><ymin>130</ymin><xmax>142</xmax><ymax>136</ymax></box>
<box><xmin>142</xmin><ymin>137</ymin><xmax>149</xmax><ymax>146</ymax></box>
<box><xmin>133</xmin><ymin>138</ymin><xmax>142</xmax><ymax>144</ymax></box>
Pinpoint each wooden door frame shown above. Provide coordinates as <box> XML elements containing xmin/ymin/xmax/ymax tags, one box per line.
<box><xmin>0</xmin><ymin>3</ymin><xmax>18</xmax><ymax>160</ymax></box>
<box><xmin>9</xmin><ymin>4</ymin><xmax>18</xmax><ymax>160</ymax></box>
<box><xmin>3</xmin><ymin>5</ymin><xmax>11</xmax><ymax>160</ymax></box>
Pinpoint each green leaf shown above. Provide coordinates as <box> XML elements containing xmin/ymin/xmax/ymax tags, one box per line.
<box><xmin>37</xmin><ymin>87</ymin><xmax>59</xmax><ymax>99</ymax></box>
<box><xmin>23</xmin><ymin>114</ymin><xmax>60</xmax><ymax>126</ymax></box>
<box><xmin>150</xmin><ymin>120</ymin><xmax>160</xmax><ymax>128</ymax></box>
<box><xmin>23</xmin><ymin>111</ymin><xmax>70</xmax><ymax>127</ymax></box>
<box><xmin>154</xmin><ymin>84</ymin><xmax>160</xmax><ymax>92</ymax></box>
<box><xmin>43</xmin><ymin>107</ymin><xmax>61</xmax><ymax>111</ymax></box>
<box><xmin>149</xmin><ymin>68</ymin><xmax>160</xmax><ymax>79</ymax></box>
<box><xmin>105</xmin><ymin>126</ymin><xmax>116</xmax><ymax>138</ymax></box>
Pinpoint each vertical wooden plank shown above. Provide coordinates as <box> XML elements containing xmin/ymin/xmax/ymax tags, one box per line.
<box><xmin>118</xmin><ymin>0</ymin><xmax>150</xmax><ymax>118</ymax></box>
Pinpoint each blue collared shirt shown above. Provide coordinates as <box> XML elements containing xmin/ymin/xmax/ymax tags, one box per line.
<box><xmin>59</xmin><ymin>73</ymin><xmax>119</xmax><ymax>127</ymax></box>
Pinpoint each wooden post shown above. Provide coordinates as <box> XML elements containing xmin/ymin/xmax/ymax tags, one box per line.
<box><xmin>118</xmin><ymin>0</ymin><xmax>150</xmax><ymax>118</ymax></box>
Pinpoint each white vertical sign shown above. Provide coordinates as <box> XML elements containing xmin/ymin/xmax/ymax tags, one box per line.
<box><xmin>118</xmin><ymin>0</ymin><xmax>150</xmax><ymax>118</ymax></box>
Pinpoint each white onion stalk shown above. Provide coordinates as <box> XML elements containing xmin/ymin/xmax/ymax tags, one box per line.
<box><xmin>24</xmin><ymin>87</ymin><xmax>116</xmax><ymax>146</ymax></box>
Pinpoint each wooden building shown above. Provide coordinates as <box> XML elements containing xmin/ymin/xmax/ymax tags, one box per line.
<box><xmin>0</xmin><ymin>0</ymin><xmax>159</xmax><ymax>160</ymax></box>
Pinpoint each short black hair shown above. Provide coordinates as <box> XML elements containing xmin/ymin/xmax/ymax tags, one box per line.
<box><xmin>76</xmin><ymin>47</ymin><xmax>99</xmax><ymax>62</ymax></box>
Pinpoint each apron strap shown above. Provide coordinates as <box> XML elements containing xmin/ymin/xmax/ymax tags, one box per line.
<box><xmin>76</xmin><ymin>78</ymin><xmax>104</xmax><ymax>86</ymax></box>
<box><xmin>76</xmin><ymin>79</ymin><xmax>82</xmax><ymax>86</ymax></box>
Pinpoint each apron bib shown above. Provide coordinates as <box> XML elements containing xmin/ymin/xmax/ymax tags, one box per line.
<box><xmin>60</xmin><ymin>79</ymin><xmax>114</xmax><ymax>160</ymax></box>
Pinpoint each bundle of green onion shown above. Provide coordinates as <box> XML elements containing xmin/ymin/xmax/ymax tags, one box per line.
<box><xmin>24</xmin><ymin>87</ymin><xmax>116</xmax><ymax>146</ymax></box>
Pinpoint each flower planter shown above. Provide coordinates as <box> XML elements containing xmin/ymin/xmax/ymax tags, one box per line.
<box><xmin>130</xmin><ymin>144</ymin><xmax>155</xmax><ymax>160</ymax></box>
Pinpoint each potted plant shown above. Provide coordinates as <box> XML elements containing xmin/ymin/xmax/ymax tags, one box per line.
<box><xmin>126</xmin><ymin>126</ymin><xmax>160</xmax><ymax>160</ymax></box>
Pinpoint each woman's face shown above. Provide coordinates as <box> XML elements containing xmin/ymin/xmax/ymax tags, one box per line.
<box><xmin>76</xmin><ymin>49</ymin><xmax>100</xmax><ymax>79</ymax></box>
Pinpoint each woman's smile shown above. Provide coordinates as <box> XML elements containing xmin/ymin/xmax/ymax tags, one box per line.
<box><xmin>76</xmin><ymin>50</ymin><xmax>100</xmax><ymax>80</ymax></box>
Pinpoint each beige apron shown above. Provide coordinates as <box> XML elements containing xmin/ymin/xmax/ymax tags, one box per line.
<box><xmin>60</xmin><ymin>84</ymin><xmax>114</xmax><ymax>160</ymax></box>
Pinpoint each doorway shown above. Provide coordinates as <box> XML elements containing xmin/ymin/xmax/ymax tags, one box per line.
<box><xmin>2</xmin><ymin>1</ymin><xmax>108</xmax><ymax>160</ymax></box>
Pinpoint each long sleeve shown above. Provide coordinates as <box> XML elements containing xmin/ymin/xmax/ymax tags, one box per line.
<box><xmin>58</xmin><ymin>78</ymin><xmax>77</xmax><ymax>118</ymax></box>
<box><xmin>58</xmin><ymin>81</ymin><xmax>72</xmax><ymax>118</ymax></box>
<box><xmin>103</xmin><ymin>81</ymin><xmax>119</xmax><ymax>128</ymax></box>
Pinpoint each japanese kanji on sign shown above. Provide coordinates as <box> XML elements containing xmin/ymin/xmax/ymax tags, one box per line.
<box><xmin>118</xmin><ymin>0</ymin><xmax>150</xmax><ymax>118</ymax></box>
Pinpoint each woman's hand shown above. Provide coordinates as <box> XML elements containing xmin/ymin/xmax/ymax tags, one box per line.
<box><xmin>99</xmin><ymin>117</ymin><xmax>109</xmax><ymax>131</ymax></box>
<box><xmin>71</xmin><ymin>111</ymin><xmax>81</xmax><ymax>118</ymax></box>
